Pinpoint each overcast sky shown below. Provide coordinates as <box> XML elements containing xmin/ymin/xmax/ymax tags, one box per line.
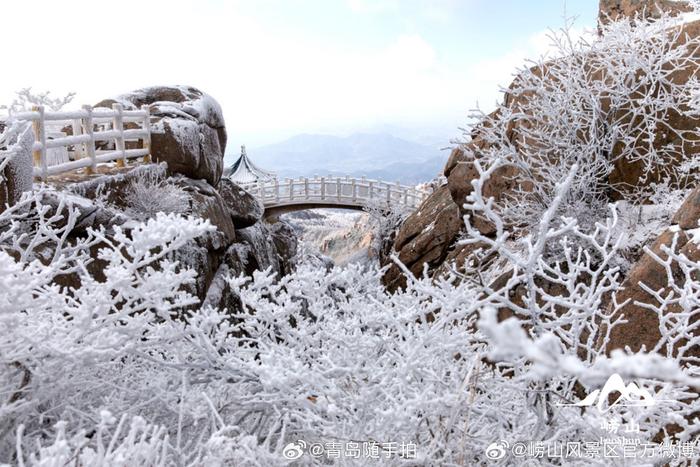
<box><xmin>2</xmin><ymin>0</ymin><xmax>597</xmax><ymax>156</ymax></box>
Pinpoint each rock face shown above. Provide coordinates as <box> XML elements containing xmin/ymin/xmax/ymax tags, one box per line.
<box><xmin>599</xmin><ymin>0</ymin><xmax>691</xmax><ymax>27</ymax></box>
<box><xmin>383</xmin><ymin>12</ymin><xmax>700</xmax><ymax>290</ymax></box>
<box><xmin>59</xmin><ymin>162</ymin><xmax>297</xmax><ymax>308</ymax></box>
<box><xmin>236</xmin><ymin>223</ymin><xmax>282</xmax><ymax>275</ymax></box>
<box><xmin>382</xmin><ymin>184</ymin><xmax>461</xmax><ymax>292</ymax></box>
<box><xmin>96</xmin><ymin>86</ymin><xmax>226</xmax><ymax>186</ymax></box>
<box><xmin>269</xmin><ymin>221</ymin><xmax>299</xmax><ymax>276</ymax></box>
<box><xmin>203</xmin><ymin>243</ymin><xmax>257</xmax><ymax>312</ymax></box>
<box><xmin>175</xmin><ymin>177</ymin><xmax>236</xmax><ymax>250</ymax></box>
<box><xmin>202</xmin><ymin>219</ymin><xmax>298</xmax><ymax>311</ymax></box>
<box><xmin>672</xmin><ymin>181</ymin><xmax>700</xmax><ymax>230</ymax></box>
<box><xmin>607</xmin><ymin>187</ymin><xmax>700</xmax><ymax>358</ymax></box>
<box><xmin>1</xmin><ymin>84</ymin><xmax>296</xmax><ymax>312</ymax></box>
<box><xmin>217</xmin><ymin>178</ymin><xmax>264</xmax><ymax>229</ymax></box>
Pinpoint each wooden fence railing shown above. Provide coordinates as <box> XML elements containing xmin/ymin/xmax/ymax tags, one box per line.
<box><xmin>1</xmin><ymin>103</ymin><xmax>151</xmax><ymax>180</ymax></box>
<box><xmin>245</xmin><ymin>175</ymin><xmax>428</xmax><ymax>211</ymax></box>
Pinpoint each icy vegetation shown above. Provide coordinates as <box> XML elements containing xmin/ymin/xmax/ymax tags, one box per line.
<box><xmin>123</xmin><ymin>170</ymin><xmax>190</xmax><ymax>220</ymax></box>
<box><xmin>469</xmin><ymin>13</ymin><xmax>700</xmax><ymax>232</ymax></box>
<box><xmin>3</xmin><ymin>10</ymin><xmax>700</xmax><ymax>467</ymax></box>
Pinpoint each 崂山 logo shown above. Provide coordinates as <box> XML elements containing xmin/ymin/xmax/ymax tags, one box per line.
<box><xmin>484</xmin><ymin>374</ymin><xmax>672</xmax><ymax>462</ymax></box>
<box><xmin>558</xmin><ymin>373</ymin><xmax>657</xmax><ymax>412</ymax></box>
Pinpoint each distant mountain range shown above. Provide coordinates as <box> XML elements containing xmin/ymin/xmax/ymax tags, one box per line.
<box><xmin>229</xmin><ymin>133</ymin><xmax>449</xmax><ymax>184</ymax></box>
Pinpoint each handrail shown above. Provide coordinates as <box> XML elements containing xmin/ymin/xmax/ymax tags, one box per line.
<box><xmin>1</xmin><ymin>103</ymin><xmax>151</xmax><ymax>180</ymax></box>
<box><xmin>240</xmin><ymin>176</ymin><xmax>428</xmax><ymax>211</ymax></box>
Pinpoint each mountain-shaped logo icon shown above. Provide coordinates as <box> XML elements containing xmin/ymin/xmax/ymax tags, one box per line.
<box><xmin>559</xmin><ymin>374</ymin><xmax>656</xmax><ymax>412</ymax></box>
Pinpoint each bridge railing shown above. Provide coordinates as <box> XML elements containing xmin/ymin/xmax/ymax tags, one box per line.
<box><xmin>246</xmin><ymin>175</ymin><xmax>427</xmax><ymax>209</ymax></box>
<box><xmin>1</xmin><ymin>103</ymin><xmax>151</xmax><ymax>180</ymax></box>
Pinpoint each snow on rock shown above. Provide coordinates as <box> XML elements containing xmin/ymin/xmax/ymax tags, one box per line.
<box><xmin>598</xmin><ymin>0</ymin><xmax>692</xmax><ymax>27</ymax></box>
<box><xmin>55</xmin><ymin>161</ymin><xmax>299</xmax><ymax>308</ymax></box>
<box><xmin>672</xmin><ymin>185</ymin><xmax>700</xmax><ymax>229</ymax></box>
<box><xmin>95</xmin><ymin>86</ymin><xmax>226</xmax><ymax>186</ymax></box>
<box><xmin>236</xmin><ymin>223</ymin><xmax>282</xmax><ymax>276</ymax></box>
<box><xmin>607</xmin><ymin>186</ymin><xmax>700</xmax><ymax>357</ymax></box>
<box><xmin>202</xmin><ymin>243</ymin><xmax>255</xmax><ymax>312</ymax></box>
<box><xmin>217</xmin><ymin>178</ymin><xmax>263</xmax><ymax>229</ymax></box>
<box><xmin>268</xmin><ymin>220</ymin><xmax>298</xmax><ymax>275</ymax></box>
<box><xmin>382</xmin><ymin>184</ymin><xmax>461</xmax><ymax>292</ymax></box>
<box><xmin>173</xmin><ymin>176</ymin><xmax>236</xmax><ymax>250</ymax></box>
<box><xmin>204</xmin><ymin>222</ymin><xmax>299</xmax><ymax>311</ymax></box>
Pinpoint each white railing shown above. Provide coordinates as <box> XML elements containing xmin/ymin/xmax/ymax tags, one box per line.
<box><xmin>245</xmin><ymin>175</ymin><xmax>428</xmax><ymax>211</ymax></box>
<box><xmin>1</xmin><ymin>103</ymin><xmax>151</xmax><ymax>180</ymax></box>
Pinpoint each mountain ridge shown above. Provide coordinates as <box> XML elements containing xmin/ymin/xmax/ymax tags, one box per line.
<box><xmin>229</xmin><ymin>132</ymin><xmax>447</xmax><ymax>183</ymax></box>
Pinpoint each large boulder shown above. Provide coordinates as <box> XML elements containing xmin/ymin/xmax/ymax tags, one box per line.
<box><xmin>672</xmin><ymin>185</ymin><xmax>700</xmax><ymax>229</ymax></box>
<box><xmin>42</xmin><ymin>159</ymin><xmax>300</xmax><ymax>311</ymax></box>
<box><xmin>605</xmin><ymin>18</ymin><xmax>700</xmax><ymax>199</ymax></box>
<box><xmin>96</xmin><ymin>86</ymin><xmax>226</xmax><ymax>186</ymax></box>
<box><xmin>236</xmin><ymin>223</ymin><xmax>282</xmax><ymax>277</ymax></box>
<box><xmin>382</xmin><ymin>184</ymin><xmax>462</xmax><ymax>292</ymax></box>
<box><xmin>606</xmin><ymin>186</ymin><xmax>700</xmax><ymax>358</ymax></box>
<box><xmin>599</xmin><ymin>0</ymin><xmax>691</xmax><ymax>27</ymax></box>
<box><xmin>269</xmin><ymin>220</ymin><xmax>298</xmax><ymax>276</ymax></box>
<box><xmin>446</xmin><ymin>152</ymin><xmax>522</xmax><ymax>236</ymax></box>
<box><xmin>65</xmin><ymin>165</ymin><xmax>236</xmax><ymax>302</ymax></box>
<box><xmin>174</xmin><ymin>177</ymin><xmax>236</xmax><ymax>250</ymax></box>
<box><xmin>133</xmin><ymin>174</ymin><xmax>237</xmax><ymax>303</ymax></box>
<box><xmin>217</xmin><ymin>178</ymin><xmax>263</xmax><ymax>228</ymax></box>
<box><xmin>202</xmin><ymin>243</ymin><xmax>258</xmax><ymax>313</ymax></box>
<box><xmin>432</xmin><ymin>240</ymin><xmax>493</xmax><ymax>281</ymax></box>
<box><xmin>204</xmin><ymin>220</ymin><xmax>299</xmax><ymax>311</ymax></box>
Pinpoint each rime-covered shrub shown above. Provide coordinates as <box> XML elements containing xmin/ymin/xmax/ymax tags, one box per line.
<box><xmin>124</xmin><ymin>170</ymin><xmax>190</xmax><ymax>220</ymax></box>
<box><xmin>468</xmin><ymin>14</ymin><xmax>700</xmax><ymax>232</ymax></box>
<box><xmin>3</xmin><ymin>10</ymin><xmax>700</xmax><ymax>467</ymax></box>
<box><xmin>364</xmin><ymin>198</ymin><xmax>410</xmax><ymax>256</ymax></box>
<box><xmin>1</xmin><ymin>88</ymin><xmax>75</xmax><ymax>114</ymax></box>
<box><xmin>1</xmin><ymin>174</ymin><xmax>700</xmax><ymax>465</ymax></box>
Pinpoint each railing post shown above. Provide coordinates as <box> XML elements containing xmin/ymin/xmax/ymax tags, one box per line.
<box><xmin>386</xmin><ymin>182</ymin><xmax>391</xmax><ymax>204</ymax></box>
<box><xmin>141</xmin><ymin>104</ymin><xmax>151</xmax><ymax>163</ymax></box>
<box><xmin>403</xmin><ymin>187</ymin><xmax>408</xmax><ymax>204</ymax></box>
<box><xmin>112</xmin><ymin>103</ymin><xmax>126</xmax><ymax>168</ymax></box>
<box><xmin>258</xmin><ymin>180</ymin><xmax>264</xmax><ymax>200</ymax></box>
<box><xmin>71</xmin><ymin>117</ymin><xmax>84</xmax><ymax>162</ymax></box>
<box><xmin>274</xmin><ymin>178</ymin><xmax>279</xmax><ymax>202</ymax></box>
<box><xmin>352</xmin><ymin>178</ymin><xmax>357</xmax><ymax>202</ymax></box>
<box><xmin>320</xmin><ymin>176</ymin><xmax>325</xmax><ymax>200</ymax></box>
<box><xmin>336</xmin><ymin>177</ymin><xmax>341</xmax><ymax>201</ymax></box>
<box><xmin>304</xmin><ymin>178</ymin><xmax>309</xmax><ymax>199</ymax></box>
<box><xmin>369</xmin><ymin>180</ymin><xmax>374</xmax><ymax>200</ymax></box>
<box><xmin>288</xmin><ymin>178</ymin><xmax>293</xmax><ymax>200</ymax></box>
<box><xmin>32</xmin><ymin>105</ymin><xmax>47</xmax><ymax>180</ymax></box>
<box><xmin>82</xmin><ymin>105</ymin><xmax>97</xmax><ymax>174</ymax></box>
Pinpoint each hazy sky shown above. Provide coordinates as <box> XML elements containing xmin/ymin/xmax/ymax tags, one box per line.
<box><xmin>2</xmin><ymin>0</ymin><xmax>597</xmax><ymax>155</ymax></box>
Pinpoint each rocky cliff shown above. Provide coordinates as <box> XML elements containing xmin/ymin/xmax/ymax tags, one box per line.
<box><xmin>35</xmin><ymin>86</ymin><xmax>297</xmax><ymax>312</ymax></box>
<box><xmin>382</xmin><ymin>1</ymin><xmax>700</xmax><ymax>359</ymax></box>
<box><xmin>598</xmin><ymin>0</ymin><xmax>691</xmax><ymax>27</ymax></box>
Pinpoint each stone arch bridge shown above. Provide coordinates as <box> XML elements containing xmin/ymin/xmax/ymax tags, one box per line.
<box><xmin>242</xmin><ymin>176</ymin><xmax>428</xmax><ymax>218</ymax></box>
